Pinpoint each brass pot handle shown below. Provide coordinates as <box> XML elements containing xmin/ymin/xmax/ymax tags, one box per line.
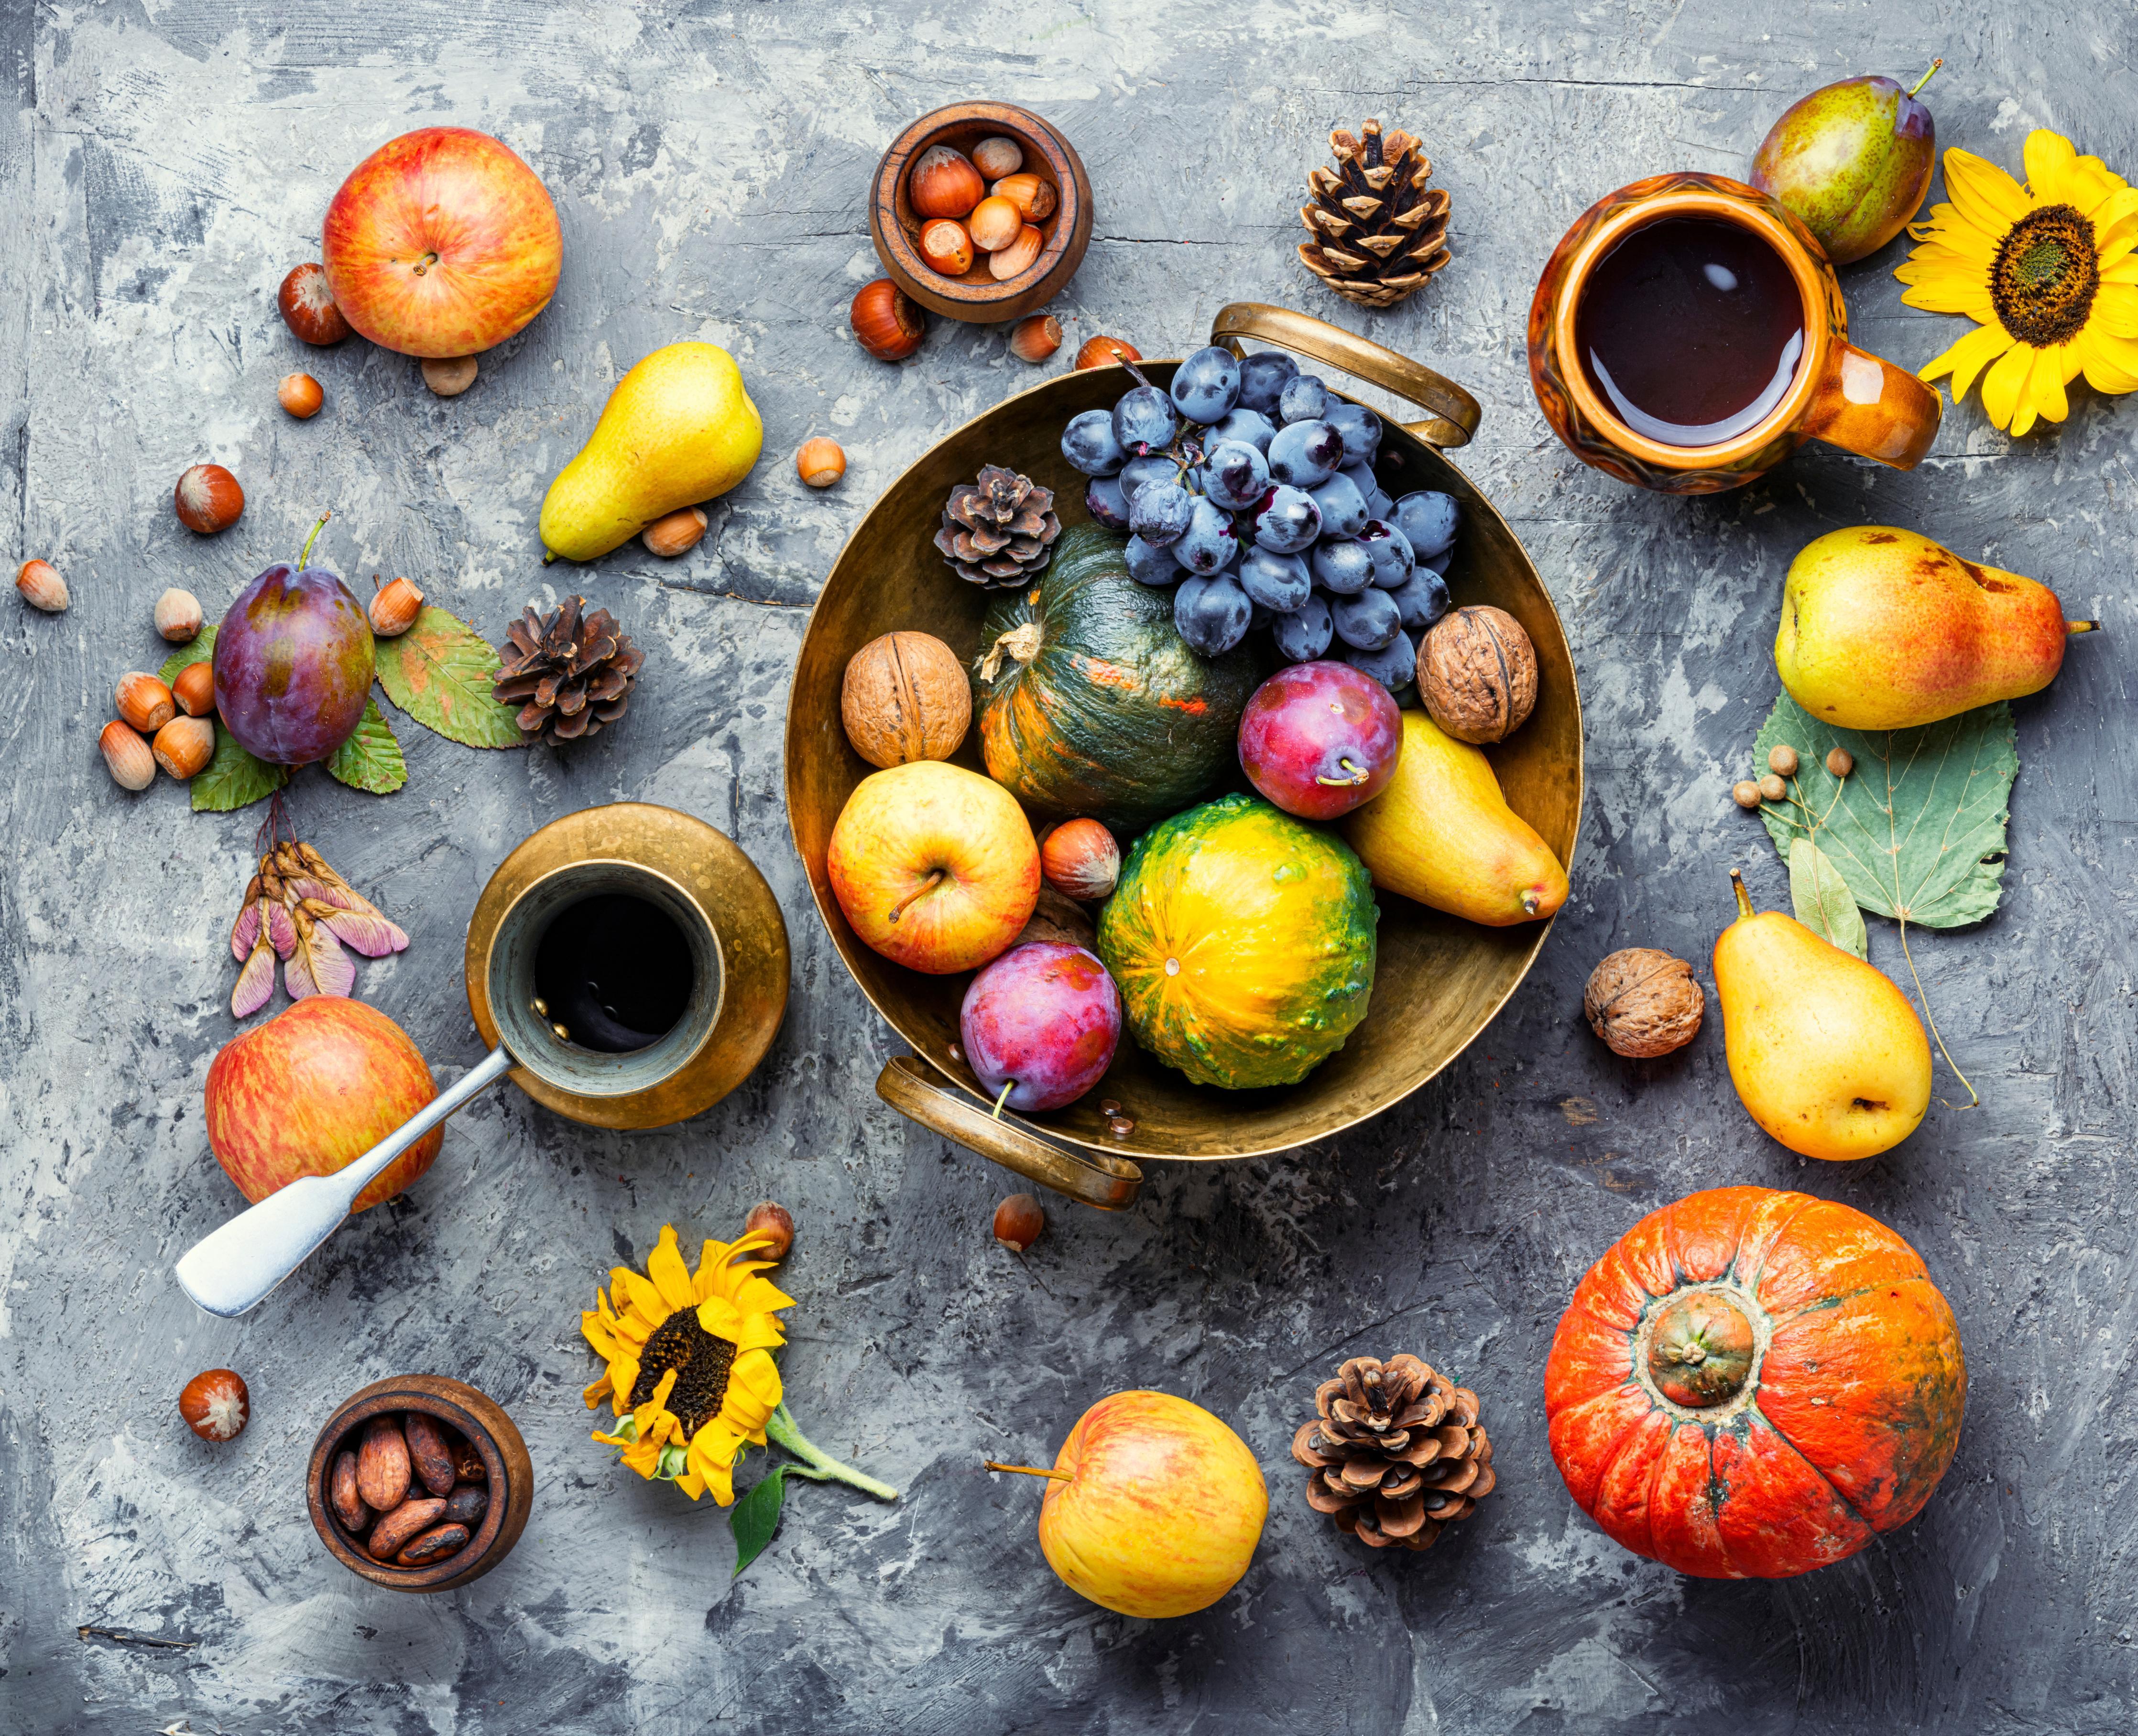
<box><xmin>875</xmin><ymin>1055</ymin><xmax>1143</xmax><ymax>1209</ymax></box>
<box><xmin>1209</xmin><ymin>301</ymin><xmax>1481</xmax><ymax>449</ymax></box>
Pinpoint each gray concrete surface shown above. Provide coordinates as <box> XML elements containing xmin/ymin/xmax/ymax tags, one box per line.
<box><xmin>3</xmin><ymin>1</ymin><xmax>2135</xmax><ymax>1731</ymax></box>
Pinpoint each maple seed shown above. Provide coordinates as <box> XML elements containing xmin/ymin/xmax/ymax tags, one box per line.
<box><xmin>1826</xmin><ymin>748</ymin><xmax>1854</xmax><ymax>779</ymax></box>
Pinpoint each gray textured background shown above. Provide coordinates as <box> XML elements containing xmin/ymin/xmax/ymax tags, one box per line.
<box><xmin>3</xmin><ymin>1</ymin><xmax>2134</xmax><ymax>1731</ymax></box>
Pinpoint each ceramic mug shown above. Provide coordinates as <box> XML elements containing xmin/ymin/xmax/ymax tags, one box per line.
<box><xmin>1528</xmin><ymin>171</ymin><xmax>1941</xmax><ymax>494</ymax></box>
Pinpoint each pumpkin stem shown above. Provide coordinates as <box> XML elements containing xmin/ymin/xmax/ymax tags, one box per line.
<box><xmin>976</xmin><ymin>620</ymin><xmax>1044</xmax><ymax>684</ymax></box>
<box><xmin>886</xmin><ymin>868</ymin><xmax>947</xmax><ymax>925</ymax></box>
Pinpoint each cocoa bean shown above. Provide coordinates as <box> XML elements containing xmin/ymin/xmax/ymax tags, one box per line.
<box><xmin>356</xmin><ymin>1415</ymin><xmax>411</xmax><ymax>1512</ymax></box>
<box><xmin>329</xmin><ymin>1449</ymin><xmax>371</xmax><ymax>1534</ymax></box>
<box><xmin>367</xmin><ymin>1496</ymin><xmax>447</xmax><ymax>1562</ymax></box>
<box><xmin>404</xmin><ymin>1412</ymin><xmax>457</xmax><ymax>1498</ymax></box>
<box><xmin>443</xmin><ymin>1485</ymin><xmax>489</xmax><ymax>1528</ymax></box>
<box><xmin>451</xmin><ymin>1440</ymin><xmax>487</xmax><ymax>1483</ymax></box>
<box><xmin>394</xmin><ymin>1521</ymin><xmax>470</xmax><ymax>1567</ymax></box>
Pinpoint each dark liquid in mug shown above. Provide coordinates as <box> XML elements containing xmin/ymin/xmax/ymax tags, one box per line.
<box><xmin>534</xmin><ymin>894</ymin><xmax>694</xmax><ymax>1052</ymax></box>
<box><xmin>1576</xmin><ymin>216</ymin><xmax>1806</xmax><ymax>447</ymax></box>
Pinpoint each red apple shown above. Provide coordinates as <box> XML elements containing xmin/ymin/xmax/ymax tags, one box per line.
<box><xmin>828</xmin><ymin>760</ymin><xmax>1038</xmax><ymax>974</ymax></box>
<box><xmin>204</xmin><ymin>998</ymin><xmax>441</xmax><ymax>1213</ymax></box>
<box><xmin>321</xmin><ymin>128</ymin><xmax>562</xmax><ymax>359</ymax></box>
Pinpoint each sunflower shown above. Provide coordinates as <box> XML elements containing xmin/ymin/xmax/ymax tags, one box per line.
<box><xmin>581</xmin><ymin>1224</ymin><xmax>793</xmax><ymax>1504</ymax></box>
<box><xmin>1897</xmin><ymin>128</ymin><xmax>2138</xmax><ymax>435</ymax></box>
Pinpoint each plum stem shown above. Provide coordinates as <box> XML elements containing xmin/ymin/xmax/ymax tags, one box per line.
<box><xmin>985</xmin><ymin>1461</ymin><xmax>1073</xmax><ymax>1483</ymax></box>
<box><xmin>296</xmin><ymin>510</ymin><xmax>331</xmax><ymax>572</ymax></box>
<box><xmin>990</xmin><ymin>1078</ymin><xmax>1015</xmax><ymax>1121</ymax></box>
<box><xmin>1909</xmin><ymin>58</ymin><xmax>1943</xmax><ymax>97</ymax></box>
<box><xmin>1315</xmin><ymin>757</ymin><xmax>1371</xmax><ymax>787</ymax></box>
<box><xmin>885</xmin><ymin>868</ymin><xmax>946</xmax><ymax>925</ymax></box>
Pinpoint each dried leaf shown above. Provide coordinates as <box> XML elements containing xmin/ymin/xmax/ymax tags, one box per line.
<box><xmin>190</xmin><ymin>724</ymin><xmax>287</xmax><ymax>814</ymax></box>
<box><xmin>326</xmin><ymin>697</ymin><xmax>408</xmax><ymax>795</ymax></box>
<box><xmin>285</xmin><ymin>905</ymin><xmax>356</xmax><ymax>999</ymax></box>
<box><xmin>1788</xmin><ymin>838</ymin><xmax>1868</xmax><ymax>961</ymax></box>
<box><xmin>375</xmin><ymin>605</ymin><xmax>526</xmax><ymax>749</ymax></box>
<box><xmin>231</xmin><ymin>936</ymin><xmax>277</xmax><ymax>1018</ymax></box>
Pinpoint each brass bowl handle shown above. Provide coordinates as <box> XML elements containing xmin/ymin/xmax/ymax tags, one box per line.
<box><xmin>875</xmin><ymin>1055</ymin><xmax>1143</xmax><ymax>1209</ymax></box>
<box><xmin>1210</xmin><ymin>301</ymin><xmax>1482</xmax><ymax>449</ymax></box>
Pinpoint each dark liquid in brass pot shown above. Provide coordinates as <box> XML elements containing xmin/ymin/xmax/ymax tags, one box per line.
<box><xmin>534</xmin><ymin>894</ymin><xmax>694</xmax><ymax>1052</ymax></box>
<box><xmin>1576</xmin><ymin>216</ymin><xmax>1805</xmax><ymax>447</ymax></box>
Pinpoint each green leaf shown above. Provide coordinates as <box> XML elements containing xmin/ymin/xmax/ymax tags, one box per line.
<box><xmin>191</xmin><ymin>723</ymin><xmax>286</xmax><ymax>812</ymax></box>
<box><xmin>1788</xmin><ymin>837</ymin><xmax>1867</xmax><ymax>960</ymax></box>
<box><xmin>159</xmin><ymin>623</ymin><xmax>215</xmax><ymax>686</ymax></box>
<box><xmin>375</xmin><ymin>605</ymin><xmax>526</xmax><ymax>749</ymax></box>
<box><xmin>729</xmin><ymin>1464</ymin><xmax>788</xmax><ymax>1577</ymax></box>
<box><xmin>326</xmin><ymin>696</ymin><xmax>407</xmax><ymax>795</ymax></box>
<box><xmin>1753</xmin><ymin>691</ymin><xmax>2017</xmax><ymax>929</ymax></box>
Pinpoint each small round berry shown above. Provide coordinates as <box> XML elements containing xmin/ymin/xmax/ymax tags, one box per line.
<box><xmin>1756</xmin><ymin>773</ymin><xmax>1788</xmax><ymax>803</ymax></box>
<box><xmin>1826</xmin><ymin>748</ymin><xmax>1854</xmax><ymax>779</ymax></box>
<box><xmin>1732</xmin><ymin>780</ymin><xmax>1763</xmax><ymax>810</ymax></box>
<box><xmin>1767</xmin><ymin>745</ymin><xmax>1799</xmax><ymax>777</ymax></box>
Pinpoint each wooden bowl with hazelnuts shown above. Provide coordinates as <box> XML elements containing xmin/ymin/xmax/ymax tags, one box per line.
<box><xmin>870</xmin><ymin>101</ymin><xmax>1093</xmax><ymax>323</ymax></box>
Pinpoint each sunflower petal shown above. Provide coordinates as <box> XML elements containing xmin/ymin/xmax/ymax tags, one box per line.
<box><xmin>2027</xmin><ymin>346</ymin><xmax>2071</xmax><ymax>423</ymax></box>
<box><xmin>1920</xmin><ymin>319</ymin><xmax>2014</xmax><ymax>396</ymax></box>
<box><xmin>647</xmin><ymin>1226</ymin><xmax>697</xmax><ymax>1313</ymax></box>
<box><xmin>727</xmin><ymin>1348</ymin><xmax>785</xmax><ymax>1412</ymax></box>
<box><xmin>1979</xmin><ymin>342</ymin><xmax>2037</xmax><ymax>431</ymax></box>
<box><xmin>1942</xmin><ymin>148</ymin><xmax>2030</xmax><ymax>235</ymax></box>
<box><xmin>2094</xmin><ymin>284</ymin><xmax>2138</xmax><ymax>338</ymax></box>
<box><xmin>733</xmin><ymin>1276</ymin><xmax>797</xmax><ymax>1314</ymax></box>
<box><xmin>2081</xmin><ymin>330</ymin><xmax>2138</xmax><ymax>391</ymax></box>
<box><xmin>583</xmin><ymin>1373</ymin><xmax>613</xmax><ymax>1410</ymax></box>
<box><xmin>2024</xmin><ymin>130</ymin><xmax>2080</xmax><ymax>206</ymax></box>
<box><xmin>675</xmin><ymin>1469</ymin><xmax>708</xmax><ymax>1500</ymax></box>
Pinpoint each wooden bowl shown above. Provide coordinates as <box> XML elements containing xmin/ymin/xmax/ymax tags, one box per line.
<box><xmin>785</xmin><ymin>304</ymin><xmax>1582</xmax><ymax>1207</ymax></box>
<box><xmin>871</xmin><ymin>102</ymin><xmax>1092</xmax><ymax>323</ymax></box>
<box><xmin>306</xmin><ymin>1374</ymin><xmax>533</xmax><ymax>1593</ymax></box>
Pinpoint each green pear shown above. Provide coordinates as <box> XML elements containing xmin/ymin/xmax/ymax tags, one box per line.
<box><xmin>1750</xmin><ymin>63</ymin><xmax>1940</xmax><ymax>264</ymax></box>
<box><xmin>1713</xmin><ymin>871</ymin><xmax>1930</xmax><ymax>1161</ymax></box>
<box><xmin>539</xmin><ymin>342</ymin><xmax>763</xmax><ymax>562</ymax></box>
<box><xmin>1776</xmin><ymin>525</ymin><xmax>2097</xmax><ymax>730</ymax></box>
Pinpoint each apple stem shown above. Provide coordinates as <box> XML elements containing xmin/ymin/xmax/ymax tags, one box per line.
<box><xmin>1730</xmin><ymin>867</ymin><xmax>1756</xmax><ymax>922</ymax></box>
<box><xmin>984</xmin><ymin>1461</ymin><xmax>1074</xmax><ymax>1483</ymax></box>
<box><xmin>2067</xmin><ymin>618</ymin><xmax>2102</xmax><ymax>635</ymax></box>
<box><xmin>1908</xmin><ymin>58</ymin><xmax>1943</xmax><ymax>98</ymax></box>
<box><xmin>886</xmin><ymin>868</ymin><xmax>947</xmax><ymax>925</ymax></box>
<box><xmin>296</xmin><ymin>510</ymin><xmax>332</xmax><ymax>572</ymax></box>
<box><xmin>991</xmin><ymin>1078</ymin><xmax>1015</xmax><ymax>1121</ymax></box>
<box><xmin>765</xmin><ymin>1403</ymin><xmax>898</xmax><ymax>1501</ymax></box>
<box><xmin>1314</xmin><ymin>758</ymin><xmax>1371</xmax><ymax>788</ymax></box>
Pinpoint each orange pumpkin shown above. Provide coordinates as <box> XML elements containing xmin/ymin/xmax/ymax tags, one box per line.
<box><xmin>1545</xmin><ymin>1185</ymin><xmax>1965</xmax><ymax>1579</ymax></box>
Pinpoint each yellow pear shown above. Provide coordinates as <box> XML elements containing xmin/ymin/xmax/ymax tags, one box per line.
<box><xmin>1776</xmin><ymin>525</ymin><xmax>2096</xmax><ymax>730</ymax></box>
<box><xmin>1341</xmin><ymin>711</ymin><xmax>1568</xmax><ymax>926</ymax></box>
<box><xmin>1713</xmin><ymin>870</ymin><xmax>1930</xmax><ymax>1161</ymax></box>
<box><xmin>539</xmin><ymin>342</ymin><xmax>763</xmax><ymax>562</ymax></box>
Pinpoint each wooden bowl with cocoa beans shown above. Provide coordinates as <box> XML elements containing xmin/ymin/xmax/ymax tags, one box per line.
<box><xmin>306</xmin><ymin>1374</ymin><xmax>533</xmax><ymax>1592</ymax></box>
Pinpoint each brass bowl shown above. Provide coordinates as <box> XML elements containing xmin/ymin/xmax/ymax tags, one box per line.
<box><xmin>785</xmin><ymin>304</ymin><xmax>1583</xmax><ymax>1205</ymax></box>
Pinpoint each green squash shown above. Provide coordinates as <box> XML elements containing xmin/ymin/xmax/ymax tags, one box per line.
<box><xmin>971</xmin><ymin>526</ymin><xmax>1257</xmax><ymax>834</ymax></box>
<box><xmin>1098</xmin><ymin>793</ymin><xmax>1377</xmax><ymax>1089</ymax></box>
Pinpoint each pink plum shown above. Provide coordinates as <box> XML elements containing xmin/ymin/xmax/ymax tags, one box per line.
<box><xmin>960</xmin><ymin>943</ymin><xmax>1122</xmax><ymax>1112</ymax></box>
<box><xmin>1237</xmin><ymin>660</ymin><xmax>1403</xmax><ymax>820</ymax></box>
<box><xmin>213</xmin><ymin>516</ymin><xmax>375</xmax><ymax>765</ymax></box>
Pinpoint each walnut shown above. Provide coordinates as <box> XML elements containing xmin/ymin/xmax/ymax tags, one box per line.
<box><xmin>1418</xmin><ymin>606</ymin><xmax>1538</xmax><ymax>743</ymax></box>
<box><xmin>840</xmin><ymin>631</ymin><xmax>971</xmax><ymax>768</ymax></box>
<box><xmin>1015</xmin><ymin>884</ymin><xmax>1096</xmax><ymax>952</ymax></box>
<box><xmin>1583</xmin><ymin>949</ymin><xmax>1704</xmax><ymax>1058</ymax></box>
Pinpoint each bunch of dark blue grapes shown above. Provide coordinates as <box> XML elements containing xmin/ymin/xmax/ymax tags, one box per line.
<box><xmin>1059</xmin><ymin>347</ymin><xmax>1459</xmax><ymax>689</ymax></box>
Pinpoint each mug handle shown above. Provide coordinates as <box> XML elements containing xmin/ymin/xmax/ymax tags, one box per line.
<box><xmin>1210</xmin><ymin>301</ymin><xmax>1482</xmax><ymax>449</ymax></box>
<box><xmin>875</xmin><ymin>1054</ymin><xmax>1143</xmax><ymax>1210</ymax></box>
<box><xmin>1802</xmin><ymin>342</ymin><xmax>1942</xmax><ymax>469</ymax></box>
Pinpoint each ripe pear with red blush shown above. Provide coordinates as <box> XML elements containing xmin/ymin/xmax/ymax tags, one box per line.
<box><xmin>1751</xmin><ymin>62</ymin><xmax>1941</xmax><ymax>264</ymax></box>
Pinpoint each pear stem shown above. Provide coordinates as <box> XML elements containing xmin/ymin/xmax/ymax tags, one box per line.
<box><xmin>985</xmin><ymin>1462</ymin><xmax>1073</xmax><ymax>1482</ymax></box>
<box><xmin>1909</xmin><ymin>58</ymin><xmax>1943</xmax><ymax>98</ymax></box>
<box><xmin>296</xmin><ymin>510</ymin><xmax>331</xmax><ymax>571</ymax></box>
<box><xmin>1895</xmin><ymin>914</ymin><xmax>1980</xmax><ymax>1111</ymax></box>
<box><xmin>1730</xmin><ymin>868</ymin><xmax>1755</xmax><ymax>922</ymax></box>
<box><xmin>2067</xmin><ymin>619</ymin><xmax>2101</xmax><ymax>635</ymax></box>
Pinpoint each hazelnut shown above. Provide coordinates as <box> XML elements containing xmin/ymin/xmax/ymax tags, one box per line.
<box><xmin>642</xmin><ymin>509</ymin><xmax>709</xmax><ymax>558</ymax></box>
<box><xmin>1767</xmin><ymin>744</ymin><xmax>1800</xmax><ymax>777</ymax></box>
<box><xmin>1826</xmin><ymin>747</ymin><xmax>1854</xmax><ymax>779</ymax></box>
<box><xmin>1732</xmin><ymin>779</ymin><xmax>1764</xmax><ymax>810</ymax></box>
<box><xmin>967</xmin><ymin>195</ymin><xmax>1024</xmax><ymax>254</ymax></box>
<box><xmin>1074</xmin><ymin>336</ymin><xmax>1140</xmax><ymax>370</ymax></box>
<box><xmin>743</xmin><ymin>1200</ymin><xmax>795</xmax><ymax>1261</ymax></box>
<box><xmin>16</xmin><ymin>558</ymin><xmax>68</xmax><ymax>612</ymax></box>
<box><xmin>1418</xmin><ymin>606</ymin><xmax>1538</xmax><ymax>743</ymax></box>
<box><xmin>993</xmin><ymin>1193</ymin><xmax>1045</xmax><ymax>1253</ymax></box>
<box><xmin>369</xmin><ymin>576</ymin><xmax>425</xmax><ymax>635</ymax></box>
<box><xmin>279</xmin><ymin>371</ymin><xmax>324</xmax><ymax>418</ymax></box>
<box><xmin>172</xmin><ymin>661</ymin><xmax>216</xmax><ymax>717</ymax></box>
<box><xmin>991</xmin><ymin>173</ymin><xmax>1058</xmax><ymax>223</ymax></box>
<box><xmin>154</xmin><ymin>586</ymin><xmax>203</xmax><ymax>642</ymax></box>
<box><xmin>153</xmin><ymin>714</ymin><xmax>215</xmax><ymax>780</ymax></box>
<box><xmin>1584</xmin><ymin>948</ymin><xmax>1705</xmax><ymax>1058</ymax></box>
<box><xmin>1041</xmin><ymin>817</ymin><xmax>1120</xmax><ymax>902</ymax></box>
<box><xmin>796</xmin><ymin>438</ymin><xmax>846</xmax><ymax>489</ymax></box>
<box><xmin>909</xmin><ymin>144</ymin><xmax>984</xmax><ymax>220</ymax></box>
<box><xmin>1757</xmin><ymin>773</ymin><xmax>1788</xmax><ymax>803</ymax></box>
<box><xmin>175</xmin><ymin>464</ymin><xmax>244</xmax><ymax>535</ymax></box>
<box><xmin>422</xmin><ymin>355</ymin><xmax>478</xmax><ymax>397</ymax></box>
<box><xmin>278</xmin><ymin>262</ymin><xmax>350</xmax><ymax>345</ymax></box>
<box><xmin>919</xmin><ymin>219</ymin><xmax>974</xmax><ymax>277</ymax></box>
<box><xmin>1009</xmin><ymin>314</ymin><xmax>1062</xmax><ymax>364</ymax></box>
<box><xmin>116</xmin><ymin>671</ymin><xmax>176</xmax><ymax>734</ymax></box>
<box><xmin>989</xmin><ymin>224</ymin><xmax>1044</xmax><ymax>280</ymax></box>
<box><xmin>851</xmin><ymin>279</ymin><xmax>925</xmax><ymax>362</ymax></box>
<box><xmin>841</xmin><ymin>630</ymin><xmax>971</xmax><ymax>768</ymax></box>
<box><xmin>179</xmin><ymin>1368</ymin><xmax>251</xmax><ymax>1442</ymax></box>
<box><xmin>971</xmin><ymin>136</ymin><xmax>1024</xmax><ymax>179</ymax></box>
<box><xmin>99</xmin><ymin>719</ymin><xmax>156</xmax><ymax>791</ymax></box>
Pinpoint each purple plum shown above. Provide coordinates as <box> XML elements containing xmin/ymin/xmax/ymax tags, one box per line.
<box><xmin>960</xmin><ymin>942</ymin><xmax>1122</xmax><ymax>1112</ymax></box>
<box><xmin>213</xmin><ymin>515</ymin><xmax>376</xmax><ymax>765</ymax></box>
<box><xmin>1237</xmin><ymin>660</ymin><xmax>1403</xmax><ymax>821</ymax></box>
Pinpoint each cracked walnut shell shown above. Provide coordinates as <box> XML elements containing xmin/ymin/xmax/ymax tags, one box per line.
<box><xmin>1418</xmin><ymin>606</ymin><xmax>1538</xmax><ymax>744</ymax></box>
<box><xmin>840</xmin><ymin>631</ymin><xmax>971</xmax><ymax>769</ymax></box>
<box><xmin>1584</xmin><ymin>948</ymin><xmax>1704</xmax><ymax>1058</ymax></box>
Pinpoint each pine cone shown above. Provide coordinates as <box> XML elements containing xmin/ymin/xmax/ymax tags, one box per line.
<box><xmin>935</xmin><ymin>465</ymin><xmax>1062</xmax><ymax>589</ymax></box>
<box><xmin>1297</xmin><ymin>120</ymin><xmax>1452</xmax><ymax>311</ymax></box>
<box><xmin>492</xmin><ymin>595</ymin><xmax>645</xmax><ymax>747</ymax></box>
<box><xmin>1291</xmin><ymin>1354</ymin><xmax>1495</xmax><ymax>1551</ymax></box>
